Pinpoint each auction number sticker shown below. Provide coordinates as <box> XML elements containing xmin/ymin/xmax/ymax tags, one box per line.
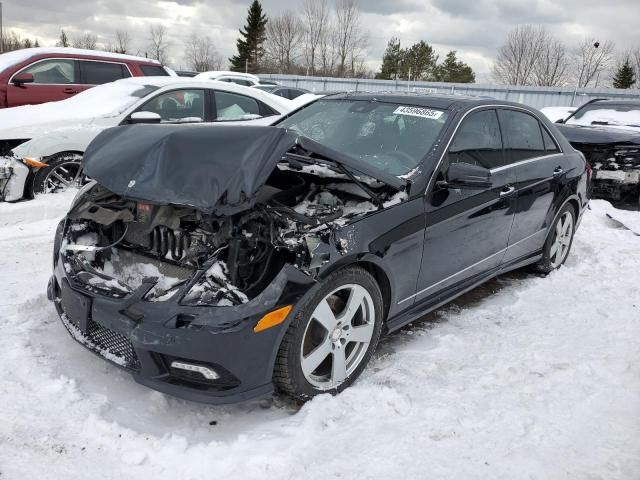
<box><xmin>393</xmin><ymin>106</ymin><xmax>443</xmax><ymax>119</ymax></box>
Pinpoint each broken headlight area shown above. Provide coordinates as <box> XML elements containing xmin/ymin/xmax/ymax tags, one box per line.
<box><xmin>60</xmin><ymin>162</ymin><xmax>404</xmax><ymax>306</ymax></box>
<box><xmin>586</xmin><ymin>145</ymin><xmax>640</xmax><ymax>202</ymax></box>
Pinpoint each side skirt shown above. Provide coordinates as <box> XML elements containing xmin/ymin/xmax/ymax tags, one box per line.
<box><xmin>384</xmin><ymin>251</ymin><xmax>543</xmax><ymax>334</ymax></box>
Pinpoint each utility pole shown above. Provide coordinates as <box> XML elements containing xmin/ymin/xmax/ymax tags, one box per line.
<box><xmin>0</xmin><ymin>2</ymin><xmax>4</xmax><ymax>54</ymax></box>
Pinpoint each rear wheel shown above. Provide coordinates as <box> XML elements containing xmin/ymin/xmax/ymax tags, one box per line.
<box><xmin>30</xmin><ymin>152</ymin><xmax>84</xmax><ymax>196</ymax></box>
<box><xmin>274</xmin><ymin>266</ymin><xmax>383</xmax><ymax>401</ymax></box>
<box><xmin>535</xmin><ymin>204</ymin><xmax>576</xmax><ymax>273</ymax></box>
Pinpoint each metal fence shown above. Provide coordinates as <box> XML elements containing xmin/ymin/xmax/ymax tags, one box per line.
<box><xmin>260</xmin><ymin>74</ymin><xmax>640</xmax><ymax>110</ymax></box>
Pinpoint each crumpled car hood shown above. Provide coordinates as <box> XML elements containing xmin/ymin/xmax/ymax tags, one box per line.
<box><xmin>83</xmin><ymin>124</ymin><xmax>296</xmax><ymax>215</ymax></box>
<box><xmin>557</xmin><ymin>124</ymin><xmax>640</xmax><ymax>145</ymax></box>
<box><xmin>82</xmin><ymin>123</ymin><xmax>405</xmax><ymax>215</ymax></box>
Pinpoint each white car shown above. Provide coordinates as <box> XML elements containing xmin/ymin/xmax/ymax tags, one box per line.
<box><xmin>193</xmin><ymin>70</ymin><xmax>261</xmax><ymax>87</ymax></box>
<box><xmin>0</xmin><ymin>77</ymin><xmax>296</xmax><ymax>201</ymax></box>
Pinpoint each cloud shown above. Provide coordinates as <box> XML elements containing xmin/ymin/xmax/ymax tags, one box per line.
<box><xmin>1</xmin><ymin>0</ymin><xmax>637</xmax><ymax>77</ymax></box>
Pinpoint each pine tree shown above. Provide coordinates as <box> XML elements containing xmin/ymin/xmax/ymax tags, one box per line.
<box><xmin>435</xmin><ymin>51</ymin><xmax>476</xmax><ymax>83</ymax></box>
<box><xmin>229</xmin><ymin>1</ymin><xmax>268</xmax><ymax>73</ymax></box>
<box><xmin>613</xmin><ymin>58</ymin><xmax>636</xmax><ymax>89</ymax></box>
<box><xmin>57</xmin><ymin>30</ymin><xmax>70</xmax><ymax>48</ymax></box>
<box><xmin>400</xmin><ymin>41</ymin><xmax>438</xmax><ymax>81</ymax></box>
<box><xmin>376</xmin><ymin>37</ymin><xmax>403</xmax><ymax>80</ymax></box>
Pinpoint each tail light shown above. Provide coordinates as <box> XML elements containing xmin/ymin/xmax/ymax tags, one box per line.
<box><xmin>585</xmin><ymin>161</ymin><xmax>592</xmax><ymax>184</ymax></box>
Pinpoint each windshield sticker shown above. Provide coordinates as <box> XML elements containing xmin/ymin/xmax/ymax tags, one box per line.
<box><xmin>393</xmin><ymin>106</ymin><xmax>443</xmax><ymax>119</ymax></box>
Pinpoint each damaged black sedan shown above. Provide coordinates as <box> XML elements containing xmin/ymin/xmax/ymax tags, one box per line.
<box><xmin>49</xmin><ymin>95</ymin><xmax>589</xmax><ymax>403</ymax></box>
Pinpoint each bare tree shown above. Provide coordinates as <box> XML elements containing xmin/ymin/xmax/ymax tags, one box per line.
<box><xmin>573</xmin><ymin>38</ymin><xmax>615</xmax><ymax>88</ymax></box>
<box><xmin>319</xmin><ymin>20</ymin><xmax>337</xmax><ymax>75</ymax></box>
<box><xmin>185</xmin><ymin>33</ymin><xmax>222</xmax><ymax>72</ymax></box>
<box><xmin>334</xmin><ymin>0</ymin><xmax>366</xmax><ymax>77</ymax></box>
<box><xmin>533</xmin><ymin>36</ymin><xmax>569</xmax><ymax>86</ymax></box>
<box><xmin>265</xmin><ymin>11</ymin><xmax>304</xmax><ymax>73</ymax></box>
<box><xmin>493</xmin><ymin>25</ymin><xmax>546</xmax><ymax>85</ymax></box>
<box><xmin>109</xmin><ymin>30</ymin><xmax>130</xmax><ymax>54</ymax></box>
<box><xmin>301</xmin><ymin>0</ymin><xmax>329</xmax><ymax>75</ymax></box>
<box><xmin>72</xmin><ymin>33</ymin><xmax>98</xmax><ymax>50</ymax></box>
<box><xmin>148</xmin><ymin>25</ymin><xmax>170</xmax><ymax>63</ymax></box>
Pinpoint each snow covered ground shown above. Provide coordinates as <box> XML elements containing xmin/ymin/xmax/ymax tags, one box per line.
<box><xmin>1</xmin><ymin>193</ymin><xmax>639</xmax><ymax>479</ymax></box>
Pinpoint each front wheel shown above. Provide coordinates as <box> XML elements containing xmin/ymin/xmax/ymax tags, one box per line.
<box><xmin>274</xmin><ymin>266</ymin><xmax>383</xmax><ymax>401</ymax></box>
<box><xmin>535</xmin><ymin>204</ymin><xmax>576</xmax><ymax>273</ymax></box>
<box><xmin>30</xmin><ymin>152</ymin><xmax>84</xmax><ymax>196</ymax></box>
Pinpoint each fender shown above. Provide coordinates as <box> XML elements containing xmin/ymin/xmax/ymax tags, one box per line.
<box><xmin>12</xmin><ymin>127</ymin><xmax>105</xmax><ymax>161</ymax></box>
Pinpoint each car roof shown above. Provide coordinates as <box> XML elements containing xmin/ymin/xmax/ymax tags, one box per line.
<box><xmin>318</xmin><ymin>92</ymin><xmax>516</xmax><ymax>111</ymax></box>
<box><xmin>0</xmin><ymin>47</ymin><xmax>161</xmax><ymax>67</ymax></box>
<box><xmin>589</xmin><ymin>99</ymin><xmax>640</xmax><ymax>106</ymax></box>
<box><xmin>193</xmin><ymin>70</ymin><xmax>260</xmax><ymax>81</ymax></box>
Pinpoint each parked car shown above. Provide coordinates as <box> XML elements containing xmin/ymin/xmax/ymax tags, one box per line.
<box><xmin>253</xmin><ymin>84</ymin><xmax>310</xmax><ymax>100</ymax></box>
<box><xmin>540</xmin><ymin>106</ymin><xmax>576</xmax><ymax>123</ymax></box>
<box><xmin>0</xmin><ymin>77</ymin><xmax>296</xmax><ymax>201</ymax></box>
<box><xmin>554</xmin><ymin>99</ymin><xmax>640</xmax><ymax>205</ymax></box>
<box><xmin>0</xmin><ymin>47</ymin><xmax>173</xmax><ymax>109</ymax></box>
<box><xmin>49</xmin><ymin>94</ymin><xmax>589</xmax><ymax>404</ymax></box>
<box><xmin>193</xmin><ymin>70</ymin><xmax>260</xmax><ymax>86</ymax></box>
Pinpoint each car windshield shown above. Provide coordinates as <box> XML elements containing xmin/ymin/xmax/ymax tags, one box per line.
<box><xmin>278</xmin><ymin>99</ymin><xmax>449</xmax><ymax>176</ymax></box>
<box><xmin>567</xmin><ymin>103</ymin><xmax>640</xmax><ymax>128</ymax></box>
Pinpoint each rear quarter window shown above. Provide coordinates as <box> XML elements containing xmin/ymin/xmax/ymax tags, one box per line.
<box><xmin>140</xmin><ymin>65</ymin><xmax>169</xmax><ymax>76</ymax></box>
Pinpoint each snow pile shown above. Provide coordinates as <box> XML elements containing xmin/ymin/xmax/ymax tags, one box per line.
<box><xmin>0</xmin><ymin>196</ymin><xmax>639</xmax><ymax>479</ymax></box>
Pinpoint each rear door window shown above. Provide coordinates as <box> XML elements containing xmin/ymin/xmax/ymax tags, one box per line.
<box><xmin>498</xmin><ymin>109</ymin><xmax>546</xmax><ymax>164</ymax></box>
<box><xmin>80</xmin><ymin>61</ymin><xmax>130</xmax><ymax>84</ymax></box>
<box><xmin>18</xmin><ymin>59</ymin><xmax>78</xmax><ymax>84</ymax></box>
<box><xmin>447</xmin><ymin>109</ymin><xmax>504</xmax><ymax>169</ymax></box>
<box><xmin>214</xmin><ymin>91</ymin><xmax>262</xmax><ymax>120</ymax></box>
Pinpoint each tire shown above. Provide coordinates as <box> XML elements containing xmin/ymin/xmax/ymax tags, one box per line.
<box><xmin>274</xmin><ymin>266</ymin><xmax>384</xmax><ymax>401</ymax></box>
<box><xmin>30</xmin><ymin>152</ymin><xmax>83</xmax><ymax>196</ymax></box>
<box><xmin>535</xmin><ymin>203</ymin><xmax>576</xmax><ymax>273</ymax></box>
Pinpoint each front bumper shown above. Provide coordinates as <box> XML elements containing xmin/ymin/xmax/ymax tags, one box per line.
<box><xmin>48</xmin><ymin>251</ymin><xmax>314</xmax><ymax>404</ymax></box>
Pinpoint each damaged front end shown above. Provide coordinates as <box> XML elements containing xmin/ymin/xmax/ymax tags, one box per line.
<box><xmin>587</xmin><ymin>145</ymin><xmax>640</xmax><ymax>203</ymax></box>
<box><xmin>50</xmin><ymin>124</ymin><xmax>407</xmax><ymax>402</ymax></box>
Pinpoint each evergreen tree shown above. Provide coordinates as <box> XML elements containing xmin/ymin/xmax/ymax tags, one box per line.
<box><xmin>435</xmin><ymin>51</ymin><xmax>476</xmax><ymax>83</ymax></box>
<box><xmin>229</xmin><ymin>1</ymin><xmax>268</xmax><ymax>73</ymax></box>
<box><xmin>612</xmin><ymin>58</ymin><xmax>636</xmax><ymax>89</ymax></box>
<box><xmin>376</xmin><ymin>37</ymin><xmax>402</xmax><ymax>80</ymax></box>
<box><xmin>57</xmin><ymin>30</ymin><xmax>70</xmax><ymax>47</ymax></box>
<box><xmin>400</xmin><ymin>41</ymin><xmax>438</xmax><ymax>81</ymax></box>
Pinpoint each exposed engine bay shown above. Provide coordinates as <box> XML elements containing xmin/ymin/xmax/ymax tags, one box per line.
<box><xmin>61</xmin><ymin>154</ymin><xmax>405</xmax><ymax>307</ymax></box>
<box><xmin>578</xmin><ymin>143</ymin><xmax>640</xmax><ymax>204</ymax></box>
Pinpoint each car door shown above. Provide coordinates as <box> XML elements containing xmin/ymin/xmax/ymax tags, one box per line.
<box><xmin>497</xmin><ymin>108</ymin><xmax>569</xmax><ymax>264</ymax></box>
<box><xmin>410</xmin><ymin>109</ymin><xmax>517</xmax><ymax>305</ymax></box>
<box><xmin>7</xmin><ymin>58</ymin><xmax>81</xmax><ymax>107</ymax></box>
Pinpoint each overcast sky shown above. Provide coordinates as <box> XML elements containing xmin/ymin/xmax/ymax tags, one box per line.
<box><xmin>3</xmin><ymin>0</ymin><xmax>639</xmax><ymax>80</ymax></box>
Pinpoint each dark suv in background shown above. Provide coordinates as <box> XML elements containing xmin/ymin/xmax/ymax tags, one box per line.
<box><xmin>0</xmin><ymin>47</ymin><xmax>173</xmax><ymax>108</ymax></box>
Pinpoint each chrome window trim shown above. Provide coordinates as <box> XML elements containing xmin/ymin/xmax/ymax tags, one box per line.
<box><xmin>9</xmin><ymin>57</ymin><xmax>133</xmax><ymax>86</ymax></box>
<box><xmin>398</xmin><ymin>228</ymin><xmax>545</xmax><ymax>305</ymax></box>
<box><xmin>489</xmin><ymin>153</ymin><xmax>565</xmax><ymax>173</ymax></box>
<box><xmin>424</xmin><ymin>104</ymin><xmax>564</xmax><ymax>196</ymax></box>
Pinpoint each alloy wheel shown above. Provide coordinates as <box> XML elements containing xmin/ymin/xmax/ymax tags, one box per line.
<box><xmin>42</xmin><ymin>161</ymin><xmax>84</xmax><ymax>194</ymax></box>
<box><xmin>549</xmin><ymin>210</ymin><xmax>574</xmax><ymax>269</ymax></box>
<box><xmin>300</xmin><ymin>284</ymin><xmax>376</xmax><ymax>389</ymax></box>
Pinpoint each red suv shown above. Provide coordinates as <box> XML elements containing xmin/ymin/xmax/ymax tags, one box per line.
<box><xmin>0</xmin><ymin>47</ymin><xmax>173</xmax><ymax>108</ymax></box>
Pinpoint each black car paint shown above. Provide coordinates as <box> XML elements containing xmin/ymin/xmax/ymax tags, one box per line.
<box><xmin>50</xmin><ymin>94</ymin><xmax>589</xmax><ymax>404</ymax></box>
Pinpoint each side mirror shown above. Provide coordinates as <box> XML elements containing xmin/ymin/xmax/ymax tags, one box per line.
<box><xmin>438</xmin><ymin>162</ymin><xmax>492</xmax><ymax>190</ymax></box>
<box><xmin>555</xmin><ymin>118</ymin><xmax>565</xmax><ymax>124</ymax></box>
<box><xmin>128</xmin><ymin>111</ymin><xmax>162</xmax><ymax>124</ymax></box>
<box><xmin>12</xmin><ymin>73</ymin><xmax>34</xmax><ymax>86</ymax></box>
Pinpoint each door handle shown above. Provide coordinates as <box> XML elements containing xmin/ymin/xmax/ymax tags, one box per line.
<box><xmin>62</xmin><ymin>88</ymin><xmax>78</xmax><ymax>94</ymax></box>
<box><xmin>499</xmin><ymin>186</ymin><xmax>515</xmax><ymax>197</ymax></box>
<box><xmin>553</xmin><ymin>166</ymin><xmax>563</xmax><ymax>176</ymax></box>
